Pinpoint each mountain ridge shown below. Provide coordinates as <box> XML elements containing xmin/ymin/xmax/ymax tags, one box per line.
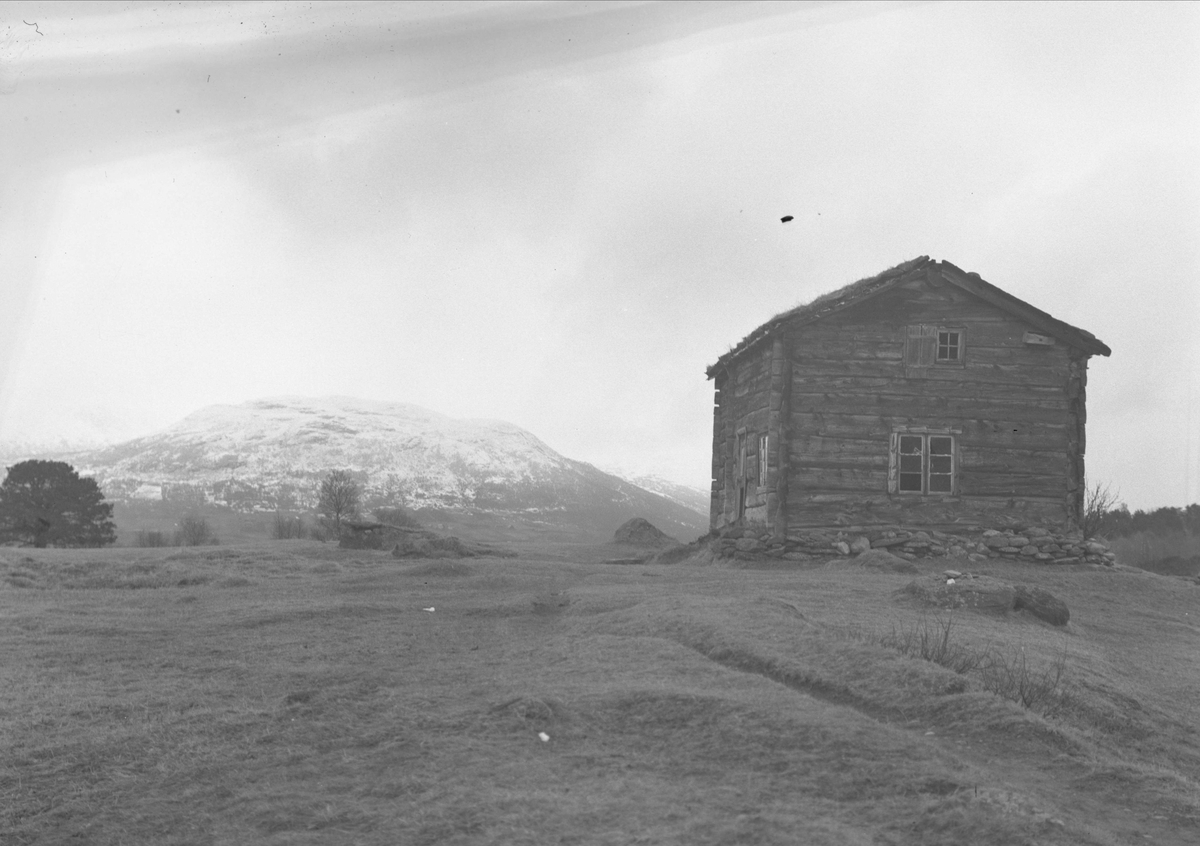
<box><xmin>21</xmin><ymin>396</ymin><xmax>708</xmax><ymax>542</ymax></box>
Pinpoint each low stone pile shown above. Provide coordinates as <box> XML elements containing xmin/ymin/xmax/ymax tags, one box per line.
<box><xmin>902</xmin><ymin>570</ymin><xmax>1071</xmax><ymax>626</ymax></box>
<box><xmin>710</xmin><ymin>525</ymin><xmax>1116</xmax><ymax>566</ymax></box>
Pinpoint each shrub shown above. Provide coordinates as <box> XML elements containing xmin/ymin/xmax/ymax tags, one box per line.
<box><xmin>856</xmin><ymin>615</ymin><xmax>1071</xmax><ymax>717</ymax></box>
<box><xmin>373</xmin><ymin>506</ymin><xmax>422</xmax><ymax>529</ymax></box>
<box><xmin>307</xmin><ymin>516</ymin><xmax>334</xmax><ymax>543</ymax></box>
<box><xmin>1082</xmin><ymin>480</ymin><xmax>1120</xmax><ymax>539</ymax></box>
<box><xmin>876</xmin><ymin>615</ymin><xmax>987</xmax><ymax>675</ymax></box>
<box><xmin>175</xmin><ymin>516</ymin><xmax>217</xmax><ymax>547</ymax></box>
<box><xmin>134</xmin><ymin>530</ymin><xmax>171</xmax><ymax>548</ymax></box>
<box><xmin>272</xmin><ymin>513</ymin><xmax>307</xmax><ymax>540</ymax></box>
<box><xmin>978</xmin><ymin>647</ymin><xmax>1069</xmax><ymax>717</ymax></box>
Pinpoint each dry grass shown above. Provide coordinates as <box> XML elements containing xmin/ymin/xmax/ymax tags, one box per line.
<box><xmin>1</xmin><ymin>545</ymin><xmax>1198</xmax><ymax>844</ymax></box>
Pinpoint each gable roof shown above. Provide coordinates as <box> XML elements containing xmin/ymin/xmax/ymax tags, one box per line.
<box><xmin>706</xmin><ymin>256</ymin><xmax>1111</xmax><ymax>378</ymax></box>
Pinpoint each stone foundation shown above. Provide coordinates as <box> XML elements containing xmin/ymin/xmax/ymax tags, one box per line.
<box><xmin>709</xmin><ymin>525</ymin><xmax>1116</xmax><ymax>566</ymax></box>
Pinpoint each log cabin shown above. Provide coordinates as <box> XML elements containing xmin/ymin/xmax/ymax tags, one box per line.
<box><xmin>706</xmin><ymin>256</ymin><xmax>1111</xmax><ymax>536</ymax></box>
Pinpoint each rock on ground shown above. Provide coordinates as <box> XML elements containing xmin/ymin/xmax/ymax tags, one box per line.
<box><xmin>1013</xmin><ymin>585</ymin><xmax>1071</xmax><ymax>625</ymax></box>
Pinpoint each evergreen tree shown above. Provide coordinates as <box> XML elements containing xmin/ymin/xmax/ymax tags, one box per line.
<box><xmin>0</xmin><ymin>460</ymin><xmax>117</xmax><ymax>548</ymax></box>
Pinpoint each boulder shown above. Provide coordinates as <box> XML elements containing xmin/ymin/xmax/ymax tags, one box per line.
<box><xmin>736</xmin><ymin>537</ymin><xmax>765</xmax><ymax>553</ymax></box>
<box><xmin>613</xmin><ymin>517</ymin><xmax>678</xmax><ymax>548</ymax></box>
<box><xmin>1013</xmin><ymin>585</ymin><xmax>1070</xmax><ymax>626</ymax></box>
<box><xmin>854</xmin><ymin>548</ymin><xmax>920</xmax><ymax>573</ymax></box>
<box><xmin>849</xmin><ymin>536</ymin><xmax>872</xmax><ymax>555</ymax></box>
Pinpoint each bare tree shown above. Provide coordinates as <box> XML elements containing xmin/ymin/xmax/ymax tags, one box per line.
<box><xmin>1082</xmin><ymin>480</ymin><xmax>1120</xmax><ymax>539</ymax></box>
<box><xmin>176</xmin><ymin>515</ymin><xmax>217</xmax><ymax>546</ymax></box>
<box><xmin>318</xmin><ymin>470</ymin><xmax>360</xmax><ymax>536</ymax></box>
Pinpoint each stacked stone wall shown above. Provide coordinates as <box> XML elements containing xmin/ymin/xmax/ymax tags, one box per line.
<box><xmin>710</xmin><ymin>524</ymin><xmax>1116</xmax><ymax>566</ymax></box>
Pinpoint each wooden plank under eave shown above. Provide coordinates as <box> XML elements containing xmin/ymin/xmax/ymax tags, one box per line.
<box><xmin>1023</xmin><ymin>331</ymin><xmax>1056</xmax><ymax>346</ymax></box>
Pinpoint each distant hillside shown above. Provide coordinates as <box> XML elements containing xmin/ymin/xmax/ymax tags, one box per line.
<box><xmin>611</xmin><ymin>472</ymin><xmax>709</xmax><ymax>517</ymax></box>
<box><xmin>40</xmin><ymin>397</ymin><xmax>707</xmax><ymax>542</ymax></box>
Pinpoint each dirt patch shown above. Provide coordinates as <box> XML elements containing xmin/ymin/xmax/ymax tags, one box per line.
<box><xmin>839</xmin><ymin>548</ymin><xmax>921</xmax><ymax>574</ymax></box>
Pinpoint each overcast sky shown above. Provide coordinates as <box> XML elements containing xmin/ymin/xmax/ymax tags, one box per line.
<box><xmin>1</xmin><ymin>1</ymin><xmax>1197</xmax><ymax>509</ymax></box>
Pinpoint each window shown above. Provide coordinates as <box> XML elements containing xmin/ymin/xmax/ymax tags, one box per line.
<box><xmin>758</xmin><ymin>433</ymin><xmax>768</xmax><ymax>485</ymax></box>
<box><xmin>906</xmin><ymin>325</ymin><xmax>966</xmax><ymax>374</ymax></box>
<box><xmin>892</xmin><ymin>433</ymin><xmax>955</xmax><ymax>495</ymax></box>
<box><xmin>898</xmin><ymin>435</ymin><xmax>924</xmax><ymax>492</ymax></box>
<box><xmin>937</xmin><ymin>331</ymin><xmax>961</xmax><ymax>362</ymax></box>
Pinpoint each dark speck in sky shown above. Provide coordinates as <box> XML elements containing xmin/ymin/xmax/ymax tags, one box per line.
<box><xmin>780</xmin><ymin>215</ymin><xmax>793</xmax><ymax>223</ymax></box>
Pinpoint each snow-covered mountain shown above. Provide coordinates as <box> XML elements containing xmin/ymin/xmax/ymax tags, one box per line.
<box><xmin>601</xmin><ymin>469</ymin><xmax>710</xmax><ymax>516</ymax></box>
<box><xmin>53</xmin><ymin>397</ymin><xmax>708</xmax><ymax>541</ymax></box>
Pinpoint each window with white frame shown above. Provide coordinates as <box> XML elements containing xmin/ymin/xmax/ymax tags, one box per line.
<box><xmin>758</xmin><ymin>433</ymin><xmax>768</xmax><ymax>486</ymax></box>
<box><xmin>936</xmin><ymin>330</ymin><xmax>962</xmax><ymax>362</ymax></box>
<box><xmin>893</xmin><ymin>433</ymin><xmax>955</xmax><ymax>494</ymax></box>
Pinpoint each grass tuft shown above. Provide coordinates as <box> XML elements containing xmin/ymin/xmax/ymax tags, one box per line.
<box><xmin>875</xmin><ymin>614</ymin><xmax>988</xmax><ymax>675</ymax></box>
<box><xmin>977</xmin><ymin>647</ymin><xmax>1069</xmax><ymax>717</ymax></box>
<box><xmin>848</xmin><ymin>614</ymin><xmax>1071</xmax><ymax>717</ymax></box>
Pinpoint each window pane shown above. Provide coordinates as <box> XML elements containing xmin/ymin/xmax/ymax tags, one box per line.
<box><xmin>929</xmin><ymin>437</ymin><xmax>952</xmax><ymax>455</ymax></box>
<box><xmin>899</xmin><ymin>473</ymin><xmax>923</xmax><ymax>492</ymax></box>
<box><xmin>929</xmin><ymin>474</ymin><xmax>952</xmax><ymax>492</ymax></box>
<box><xmin>937</xmin><ymin>331</ymin><xmax>960</xmax><ymax>361</ymax></box>
<box><xmin>900</xmin><ymin>436</ymin><xmax>923</xmax><ymax>454</ymax></box>
<box><xmin>930</xmin><ymin>456</ymin><xmax>952</xmax><ymax>473</ymax></box>
<box><xmin>900</xmin><ymin>455</ymin><xmax>922</xmax><ymax>473</ymax></box>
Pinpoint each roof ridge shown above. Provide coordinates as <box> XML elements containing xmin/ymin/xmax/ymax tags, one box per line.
<box><xmin>706</xmin><ymin>256</ymin><xmax>930</xmax><ymax>376</ymax></box>
<box><xmin>706</xmin><ymin>256</ymin><xmax>1109</xmax><ymax>377</ymax></box>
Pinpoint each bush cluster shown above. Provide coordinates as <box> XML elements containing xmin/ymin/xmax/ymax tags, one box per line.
<box><xmin>133</xmin><ymin>516</ymin><xmax>219</xmax><ymax>547</ymax></box>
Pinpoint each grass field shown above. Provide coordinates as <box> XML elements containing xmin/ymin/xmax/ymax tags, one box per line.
<box><xmin>2</xmin><ymin>540</ymin><xmax>1198</xmax><ymax>845</ymax></box>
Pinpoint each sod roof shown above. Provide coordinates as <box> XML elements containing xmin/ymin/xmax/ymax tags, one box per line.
<box><xmin>706</xmin><ymin>256</ymin><xmax>1111</xmax><ymax>377</ymax></box>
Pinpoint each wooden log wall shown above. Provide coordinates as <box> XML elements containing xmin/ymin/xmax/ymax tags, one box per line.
<box><xmin>781</xmin><ymin>275</ymin><xmax>1078</xmax><ymax>529</ymax></box>
<box><xmin>709</xmin><ymin>376</ymin><xmax>726</xmax><ymax>531</ymax></box>
<box><xmin>709</xmin><ymin>344</ymin><xmax>774</xmax><ymax>530</ymax></box>
<box><xmin>769</xmin><ymin>337</ymin><xmax>792</xmax><ymax>540</ymax></box>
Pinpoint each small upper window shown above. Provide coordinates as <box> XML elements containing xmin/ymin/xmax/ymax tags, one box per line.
<box><xmin>906</xmin><ymin>325</ymin><xmax>965</xmax><ymax>373</ymax></box>
<box><xmin>936</xmin><ymin>331</ymin><xmax>961</xmax><ymax>362</ymax></box>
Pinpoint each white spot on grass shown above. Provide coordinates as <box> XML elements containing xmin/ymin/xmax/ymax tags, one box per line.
<box><xmin>538</xmin><ymin>732</ymin><xmax>550</xmax><ymax>742</ymax></box>
<box><xmin>423</xmin><ymin>607</ymin><xmax>435</xmax><ymax>612</ymax></box>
